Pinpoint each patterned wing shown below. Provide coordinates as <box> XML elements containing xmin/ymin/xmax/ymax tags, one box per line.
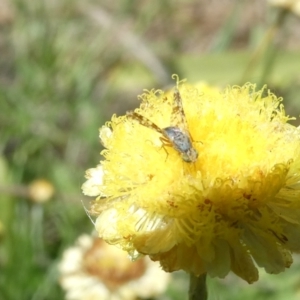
<box><xmin>170</xmin><ymin>88</ymin><xmax>190</xmax><ymax>135</ymax></box>
<box><xmin>126</xmin><ymin>89</ymin><xmax>198</xmax><ymax>163</ymax></box>
<box><xmin>126</xmin><ymin>111</ymin><xmax>165</xmax><ymax>136</ymax></box>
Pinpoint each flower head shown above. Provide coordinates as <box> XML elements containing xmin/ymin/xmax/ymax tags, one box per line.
<box><xmin>28</xmin><ymin>179</ymin><xmax>54</xmax><ymax>203</ymax></box>
<box><xmin>83</xmin><ymin>79</ymin><xmax>300</xmax><ymax>283</ymax></box>
<box><xmin>268</xmin><ymin>0</ymin><xmax>300</xmax><ymax>16</ymax></box>
<box><xmin>59</xmin><ymin>234</ymin><xmax>170</xmax><ymax>300</ymax></box>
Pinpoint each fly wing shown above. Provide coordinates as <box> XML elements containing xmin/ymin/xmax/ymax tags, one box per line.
<box><xmin>170</xmin><ymin>88</ymin><xmax>190</xmax><ymax>136</ymax></box>
<box><xmin>126</xmin><ymin>111</ymin><xmax>165</xmax><ymax>136</ymax></box>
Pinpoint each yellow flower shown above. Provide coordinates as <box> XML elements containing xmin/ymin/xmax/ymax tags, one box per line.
<box><xmin>268</xmin><ymin>0</ymin><xmax>300</xmax><ymax>16</ymax></box>
<box><xmin>28</xmin><ymin>179</ymin><xmax>55</xmax><ymax>203</ymax></box>
<box><xmin>83</xmin><ymin>79</ymin><xmax>300</xmax><ymax>284</ymax></box>
<box><xmin>59</xmin><ymin>234</ymin><xmax>170</xmax><ymax>300</ymax></box>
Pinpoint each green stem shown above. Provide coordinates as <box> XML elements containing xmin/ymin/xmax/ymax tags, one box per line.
<box><xmin>188</xmin><ymin>273</ymin><xmax>208</xmax><ymax>300</ymax></box>
<box><xmin>240</xmin><ymin>8</ymin><xmax>288</xmax><ymax>84</ymax></box>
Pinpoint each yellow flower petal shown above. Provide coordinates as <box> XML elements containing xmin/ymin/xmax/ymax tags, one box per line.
<box><xmin>82</xmin><ymin>166</ymin><xmax>105</xmax><ymax>197</ymax></box>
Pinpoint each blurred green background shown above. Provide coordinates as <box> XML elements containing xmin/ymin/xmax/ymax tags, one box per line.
<box><xmin>0</xmin><ymin>0</ymin><xmax>300</xmax><ymax>299</ymax></box>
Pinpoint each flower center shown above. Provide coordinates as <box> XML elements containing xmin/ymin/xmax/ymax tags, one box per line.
<box><xmin>83</xmin><ymin>239</ymin><xmax>146</xmax><ymax>289</ymax></box>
